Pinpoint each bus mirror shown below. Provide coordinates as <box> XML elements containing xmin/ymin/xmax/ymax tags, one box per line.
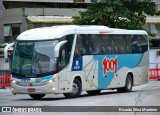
<box><xmin>54</xmin><ymin>40</ymin><xmax>67</xmax><ymax>58</ymax></box>
<box><xmin>4</xmin><ymin>42</ymin><xmax>15</xmax><ymax>62</ymax></box>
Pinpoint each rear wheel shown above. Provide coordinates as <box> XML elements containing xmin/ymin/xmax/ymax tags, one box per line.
<box><xmin>29</xmin><ymin>94</ymin><xmax>46</xmax><ymax>100</ymax></box>
<box><xmin>117</xmin><ymin>74</ymin><xmax>133</xmax><ymax>93</ymax></box>
<box><xmin>63</xmin><ymin>79</ymin><xmax>82</xmax><ymax>98</ymax></box>
<box><xmin>87</xmin><ymin>90</ymin><xmax>101</xmax><ymax>95</ymax></box>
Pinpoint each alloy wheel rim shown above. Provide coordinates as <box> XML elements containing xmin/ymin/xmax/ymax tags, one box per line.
<box><xmin>72</xmin><ymin>83</ymin><xmax>78</xmax><ymax>94</ymax></box>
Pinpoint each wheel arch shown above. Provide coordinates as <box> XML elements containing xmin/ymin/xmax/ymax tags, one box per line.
<box><xmin>71</xmin><ymin>74</ymin><xmax>82</xmax><ymax>84</ymax></box>
<box><xmin>74</xmin><ymin>76</ymin><xmax>82</xmax><ymax>83</ymax></box>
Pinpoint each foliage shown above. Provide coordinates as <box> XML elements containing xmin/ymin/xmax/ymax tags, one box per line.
<box><xmin>73</xmin><ymin>0</ymin><xmax>158</xmax><ymax>30</ymax></box>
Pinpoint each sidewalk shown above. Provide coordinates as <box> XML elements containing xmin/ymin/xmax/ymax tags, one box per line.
<box><xmin>136</xmin><ymin>80</ymin><xmax>160</xmax><ymax>106</ymax></box>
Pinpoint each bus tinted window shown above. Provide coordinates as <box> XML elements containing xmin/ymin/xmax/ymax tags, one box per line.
<box><xmin>125</xmin><ymin>35</ymin><xmax>132</xmax><ymax>54</ymax></box>
<box><xmin>75</xmin><ymin>34</ymin><xmax>148</xmax><ymax>56</ymax></box>
<box><xmin>75</xmin><ymin>34</ymin><xmax>102</xmax><ymax>55</ymax></box>
<box><xmin>112</xmin><ymin>35</ymin><xmax>126</xmax><ymax>54</ymax></box>
<box><xmin>132</xmin><ymin>35</ymin><xmax>148</xmax><ymax>53</ymax></box>
<box><xmin>88</xmin><ymin>35</ymin><xmax>102</xmax><ymax>55</ymax></box>
<box><xmin>101</xmin><ymin>35</ymin><xmax>112</xmax><ymax>54</ymax></box>
<box><xmin>74</xmin><ymin>35</ymin><xmax>84</xmax><ymax>57</ymax></box>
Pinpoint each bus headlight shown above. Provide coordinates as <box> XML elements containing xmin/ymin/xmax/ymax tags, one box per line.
<box><xmin>12</xmin><ymin>80</ymin><xmax>16</xmax><ymax>84</ymax></box>
<box><xmin>48</xmin><ymin>80</ymin><xmax>53</xmax><ymax>83</ymax></box>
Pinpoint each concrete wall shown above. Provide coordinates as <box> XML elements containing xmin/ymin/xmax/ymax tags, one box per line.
<box><xmin>3</xmin><ymin>8</ymin><xmax>85</xmax><ymax>33</ymax></box>
<box><xmin>3</xmin><ymin>8</ymin><xmax>23</xmax><ymax>24</ymax></box>
<box><xmin>24</xmin><ymin>8</ymin><xmax>85</xmax><ymax>16</ymax></box>
<box><xmin>3</xmin><ymin>8</ymin><xmax>85</xmax><ymax>24</ymax></box>
<box><xmin>150</xmin><ymin>49</ymin><xmax>160</xmax><ymax>68</ymax></box>
<box><xmin>0</xmin><ymin>0</ymin><xmax>4</xmax><ymax>44</ymax></box>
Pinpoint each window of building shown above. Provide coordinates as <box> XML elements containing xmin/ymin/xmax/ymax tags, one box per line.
<box><xmin>12</xmin><ymin>24</ymin><xmax>20</xmax><ymax>41</ymax></box>
<box><xmin>157</xmin><ymin>51</ymin><xmax>160</xmax><ymax>56</ymax></box>
<box><xmin>4</xmin><ymin>24</ymin><xmax>20</xmax><ymax>43</ymax></box>
<box><xmin>150</xmin><ymin>39</ymin><xmax>160</xmax><ymax>49</ymax></box>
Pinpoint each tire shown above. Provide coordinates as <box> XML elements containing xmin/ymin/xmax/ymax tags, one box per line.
<box><xmin>87</xmin><ymin>90</ymin><xmax>101</xmax><ymax>95</ymax></box>
<box><xmin>117</xmin><ymin>74</ymin><xmax>133</xmax><ymax>93</ymax></box>
<box><xmin>63</xmin><ymin>79</ymin><xmax>82</xmax><ymax>98</ymax></box>
<box><xmin>29</xmin><ymin>94</ymin><xmax>46</xmax><ymax>100</ymax></box>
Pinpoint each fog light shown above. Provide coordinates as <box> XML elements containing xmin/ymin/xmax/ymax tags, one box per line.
<box><xmin>11</xmin><ymin>87</ymin><xmax>14</xmax><ymax>91</ymax></box>
<box><xmin>52</xmin><ymin>87</ymin><xmax>56</xmax><ymax>91</ymax></box>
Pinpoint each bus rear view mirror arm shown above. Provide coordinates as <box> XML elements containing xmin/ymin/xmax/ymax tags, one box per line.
<box><xmin>4</xmin><ymin>42</ymin><xmax>15</xmax><ymax>62</ymax></box>
<box><xmin>54</xmin><ymin>40</ymin><xmax>67</xmax><ymax>58</ymax></box>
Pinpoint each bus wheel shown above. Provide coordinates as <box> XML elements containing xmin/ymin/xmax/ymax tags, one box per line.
<box><xmin>29</xmin><ymin>94</ymin><xmax>46</xmax><ymax>100</ymax></box>
<box><xmin>63</xmin><ymin>79</ymin><xmax>82</xmax><ymax>98</ymax></box>
<box><xmin>86</xmin><ymin>90</ymin><xmax>101</xmax><ymax>95</ymax></box>
<box><xmin>117</xmin><ymin>74</ymin><xmax>133</xmax><ymax>93</ymax></box>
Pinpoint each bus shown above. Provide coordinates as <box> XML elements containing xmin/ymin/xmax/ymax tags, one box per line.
<box><xmin>4</xmin><ymin>25</ymin><xmax>149</xmax><ymax>99</ymax></box>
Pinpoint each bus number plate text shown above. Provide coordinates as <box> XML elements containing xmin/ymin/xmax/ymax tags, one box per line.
<box><xmin>27</xmin><ymin>88</ymin><xmax>35</xmax><ymax>92</ymax></box>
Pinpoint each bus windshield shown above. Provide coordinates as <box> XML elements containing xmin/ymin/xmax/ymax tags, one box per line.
<box><xmin>12</xmin><ymin>40</ymin><xmax>59</xmax><ymax>75</ymax></box>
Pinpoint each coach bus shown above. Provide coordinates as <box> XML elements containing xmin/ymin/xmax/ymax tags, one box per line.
<box><xmin>4</xmin><ymin>25</ymin><xmax>149</xmax><ymax>99</ymax></box>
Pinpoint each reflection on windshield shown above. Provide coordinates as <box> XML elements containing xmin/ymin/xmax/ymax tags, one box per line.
<box><xmin>12</xmin><ymin>40</ymin><xmax>59</xmax><ymax>75</ymax></box>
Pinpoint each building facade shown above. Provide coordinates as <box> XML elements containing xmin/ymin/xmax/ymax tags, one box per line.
<box><xmin>1</xmin><ymin>0</ymin><xmax>89</xmax><ymax>44</ymax></box>
<box><xmin>1</xmin><ymin>0</ymin><xmax>160</xmax><ymax>46</ymax></box>
<box><xmin>0</xmin><ymin>0</ymin><xmax>4</xmax><ymax>44</ymax></box>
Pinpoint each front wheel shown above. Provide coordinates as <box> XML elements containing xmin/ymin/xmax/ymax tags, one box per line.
<box><xmin>63</xmin><ymin>79</ymin><xmax>82</xmax><ymax>98</ymax></box>
<box><xmin>29</xmin><ymin>94</ymin><xmax>46</xmax><ymax>100</ymax></box>
<box><xmin>117</xmin><ymin>74</ymin><xmax>133</xmax><ymax>93</ymax></box>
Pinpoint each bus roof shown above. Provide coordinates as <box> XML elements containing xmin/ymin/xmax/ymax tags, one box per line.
<box><xmin>17</xmin><ymin>25</ymin><xmax>148</xmax><ymax>41</ymax></box>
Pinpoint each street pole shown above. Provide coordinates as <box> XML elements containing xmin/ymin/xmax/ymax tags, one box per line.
<box><xmin>0</xmin><ymin>0</ymin><xmax>4</xmax><ymax>44</ymax></box>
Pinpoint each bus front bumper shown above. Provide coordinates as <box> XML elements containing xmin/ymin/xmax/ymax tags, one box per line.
<box><xmin>11</xmin><ymin>82</ymin><xmax>59</xmax><ymax>94</ymax></box>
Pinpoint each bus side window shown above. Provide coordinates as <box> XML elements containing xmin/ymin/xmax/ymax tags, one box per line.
<box><xmin>113</xmin><ymin>35</ymin><xmax>125</xmax><ymax>54</ymax></box>
<box><xmin>65</xmin><ymin>34</ymin><xmax>74</xmax><ymax>63</ymax></box>
<box><xmin>137</xmin><ymin>35</ymin><xmax>148</xmax><ymax>53</ymax></box>
<box><xmin>101</xmin><ymin>35</ymin><xmax>111</xmax><ymax>54</ymax></box>
<box><xmin>125</xmin><ymin>35</ymin><xmax>132</xmax><ymax>54</ymax></box>
<box><xmin>88</xmin><ymin>34</ymin><xmax>101</xmax><ymax>55</ymax></box>
<box><xmin>58</xmin><ymin>45</ymin><xmax>67</xmax><ymax>69</ymax></box>
<box><xmin>58</xmin><ymin>34</ymin><xmax>74</xmax><ymax>69</ymax></box>
<box><xmin>74</xmin><ymin>35</ymin><xmax>83</xmax><ymax>59</ymax></box>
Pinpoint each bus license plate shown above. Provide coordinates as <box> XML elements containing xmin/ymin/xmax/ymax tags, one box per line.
<box><xmin>27</xmin><ymin>88</ymin><xmax>35</xmax><ymax>92</ymax></box>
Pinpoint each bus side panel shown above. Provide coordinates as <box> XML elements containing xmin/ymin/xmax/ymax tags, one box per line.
<box><xmin>107</xmin><ymin>67</ymin><xmax>131</xmax><ymax>88</ymax></box>
<box><xmin>133</xmin><ymin>51</ymin><xmax>149</xmax><ymax>85</ymax></box>
<box><xmin>82</xmin><ymin>56</ymin><xmax>99</xmax><ymax>91</ymax></box>
<box><xmin>70</xmin><ymin>53</ymin><xmax>147</xmax><ymax>91</ymax></box>
<box><xmin>93</xmin><ymin>54</ymin><xmax>143</xmax><ymax>89</ymax></box>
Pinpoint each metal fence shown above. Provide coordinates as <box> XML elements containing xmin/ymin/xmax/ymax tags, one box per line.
<box><xmin>0</xmin><ymin>70</ymin><xmax>11</xmax><ymax>88</ymax></box>
<box><xmin>150</xmin><ymin>63</ymin><xmax>160</xmax><ymax>79</ymax></box>
<box><xmin>0</xmin><ymin>58</ymin><xmax>11</xmax><ymax>88</ymax></box>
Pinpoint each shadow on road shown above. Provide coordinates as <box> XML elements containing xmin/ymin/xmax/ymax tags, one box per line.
<box><xmin>16</xmin><ymin>90</ymin><xmax>138</xmax><ymax>101</ymax></box>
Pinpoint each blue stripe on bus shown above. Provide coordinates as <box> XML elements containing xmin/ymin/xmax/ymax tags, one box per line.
<box><xmin>93</xmin><ymin>54</ymin><xmax>143</xmax><ymax>89</ymax></box>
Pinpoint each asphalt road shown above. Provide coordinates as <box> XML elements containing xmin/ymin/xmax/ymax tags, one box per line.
<box><xmin>0</xmin><ymin>80</ymin><xmax>160</xmax><ymax>115</ymax></box>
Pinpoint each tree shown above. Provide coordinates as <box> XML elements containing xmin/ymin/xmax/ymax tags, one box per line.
<box><xmin>73</xmin><ymin>0</ymin><xmax>158</xmax><ymax>30</ymax></box>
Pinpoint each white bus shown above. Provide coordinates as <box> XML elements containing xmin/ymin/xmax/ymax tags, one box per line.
<box><xmin>5</xmin><ymin>25</ymin><xmax>149</xmax><ymax>99</ymax></box>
